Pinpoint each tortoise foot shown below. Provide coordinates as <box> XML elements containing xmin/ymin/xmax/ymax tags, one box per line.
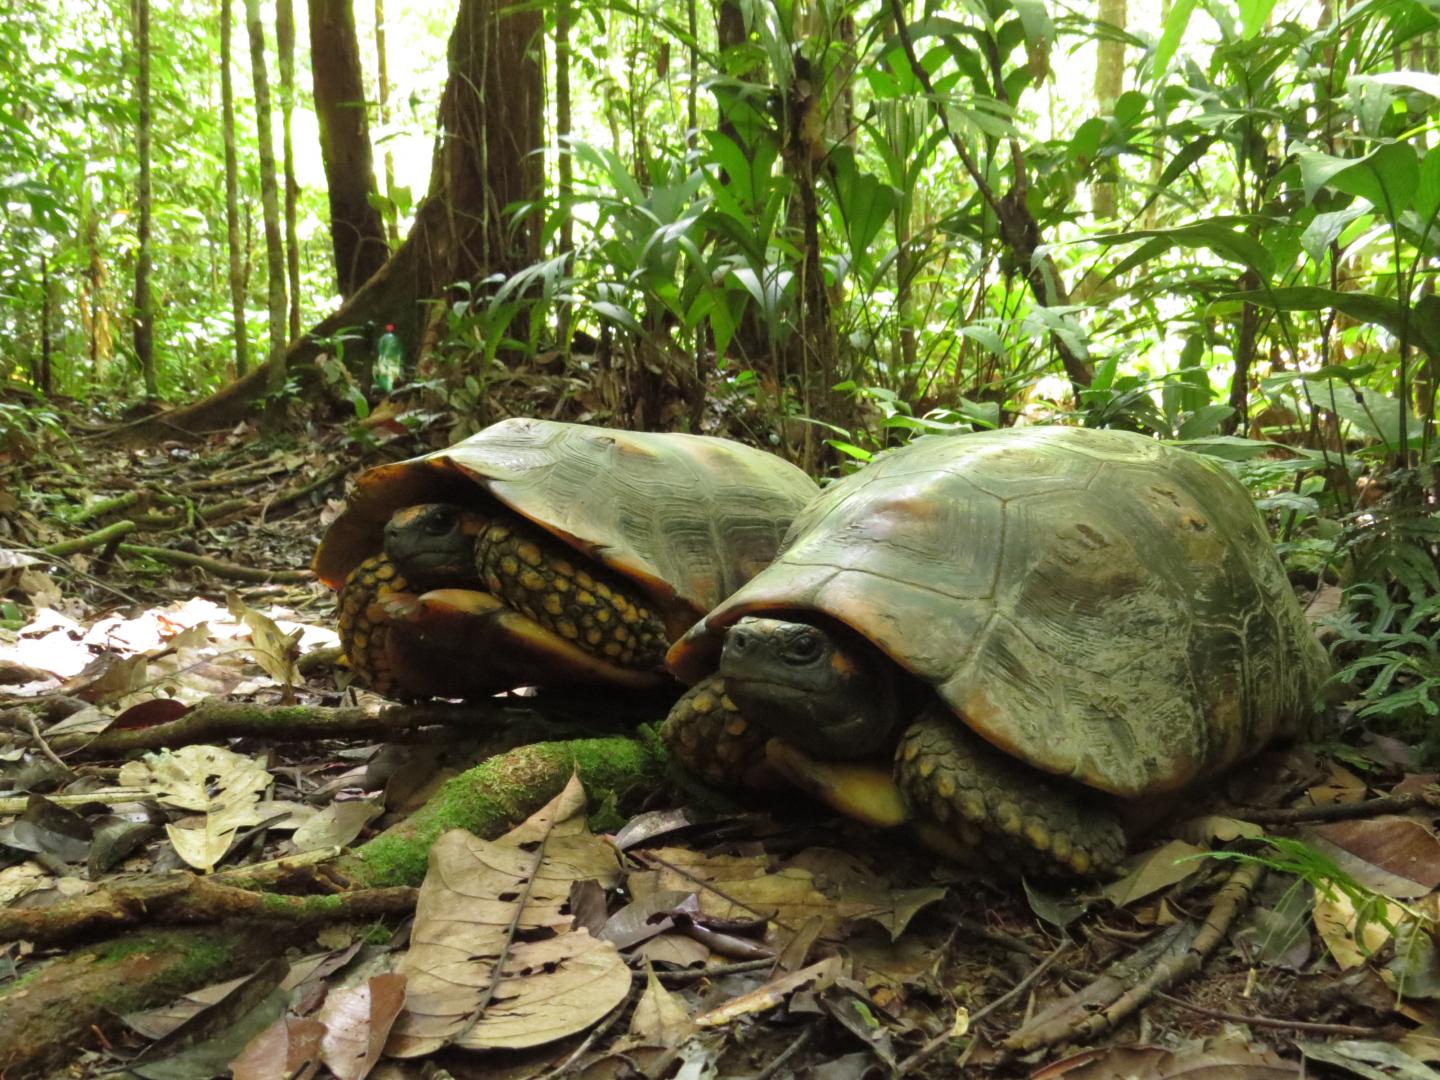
<box><xmin>895</xmin><ymin>708</ymin><xmax>1125</xmax><ymax>877</ymax></box>
<box><xmin>661</xmin><ymin>674</ymin><xmax>774</xmax><ymax>787</ymax></box>
<box><xmin>337</xmin><ymin>554</ymin><xmax>411</xmax><ymax>696</ymax></box>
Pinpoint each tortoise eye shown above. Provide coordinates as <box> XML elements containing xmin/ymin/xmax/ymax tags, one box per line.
<box><xmin>786</xmin><ymin>630</ymin><xmax>823</xmax><ymax>664</ymax></box>
<box><xmin>423</xmin><ymin>508</ymin><xmax>459</xmax><ymax>536</ymax></box>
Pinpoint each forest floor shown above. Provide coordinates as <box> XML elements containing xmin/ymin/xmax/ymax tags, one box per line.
<box><xmin>1</xmin><ymin>394</ymin><xmax>1438</xmax><ymax>1080</ymax></box>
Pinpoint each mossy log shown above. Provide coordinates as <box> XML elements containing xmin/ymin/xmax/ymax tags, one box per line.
<box><xmin>0</xmin><ymin>735</ymin><xmax>665</xmax><ymax>1076</ymax></box>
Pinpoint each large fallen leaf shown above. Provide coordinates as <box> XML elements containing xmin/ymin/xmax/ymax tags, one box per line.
<box><xmin>631</xmin><ymin>847</ymin><xmax>858</xmax><ymax>939</ymax></box>
<box><xmin>317</xmin><ymin>973</ymin><xmax>407</xmax><ymax>1080</ymax></box>
<box><xmin>623</xmin><ymin>967</ymin><xmax>694</xmax><ymax>1046</ymax></box>
<box><xmin>230</xmin><ymin>1018</ymin><xmax>325</xmax><ymax>1080</ymax></box>
<box><xmin>118</xmin><ymin>745</ymin><xmax>271</xmax><ymax>871</ymax></box>
<box><xmin>386</xmin><ymin>774</ymin><xmax>629</xmax><ymax>1056</ymax></box>
<box><xmin>1102</xmin><ymin>840</ymin><xmax>1207</xmax><ymax>907</ymax></box>
<box><xmin>1300</xmin><ymin>1038</ymin><xmax>1440</xmax><ymax>1079</ymax></box>
<box><xmin>1305</xmin><ymin>818</ymin><xmax>1440</xmax><ymax>898</ymax></box>
<box><xmin>1036</xmin><ymin>1039</ymin><xmax>1300</xmax><ymax>1077</ymax></box>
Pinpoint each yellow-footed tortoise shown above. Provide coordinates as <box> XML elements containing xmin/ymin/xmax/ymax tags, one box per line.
<box><xmin>663</xmin><ymin>426</ymin><xmax>1330</xmax><ymax>877</ymax></box>
<box><xmin>314</xmin><ymin>418</ymin><xmax>819</xmax><ymax>699</ymax></box>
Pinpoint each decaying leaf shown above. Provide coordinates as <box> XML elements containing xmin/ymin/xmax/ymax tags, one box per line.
<box><xmin>625</xmin><ymin>966</ymin><xmax>694</xmax><ymax>1046</ymax></box>
<box><xmin>118</xmin><ymin>744</ymin><xmax>272</xmax><ymax>871</ymax></box>
<box><xmin>1036</xmin><ymin>1038</ymin><xmax>1300</xmax><ymax>1077</ymax></box>
<box><xmin>230</xmin><ymin>1017</ymin><xmax>325</xmax><ymax>1080</ymax></box>
<box><xmin>290</xmin><ymin>799</ymin><xmax>382</xmax><ymax>852</ymax></box>
<box><xmin>631</xmin><ymin>847</ymin><xmax>859</xmax><ymax>940</ymax></box>
<box><xmin>228</xmin><ymin>592</ymin><xmax>302</xmax><ymax>691</ymax></box>
<box><xmin>386</xmin><ymin>773</ymin><xmax>630</xmax><ymax>1056</ymax></box>
<box><xmin>1102</xmin><ymin>840</ymin><xmax>1207</xmax><ymax>908</ymax></box>
<box><xmin>317</xmin><ymin>973</ymin><xmax>407</xmax><ymax>1080</ymax></box>
<box><xmin>1305</xmin><ymin>818</ymin><xmax>1440</xmax><ymax>899</ymax></box>
<box><xmin>1300</xmin><ymin>1038</ymin><xmax>1440</xmax><ymax>1079</ymax></box>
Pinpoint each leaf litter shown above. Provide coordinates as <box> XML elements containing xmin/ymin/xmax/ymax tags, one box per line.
<box><xmin>3</xmin><ymin>411</ymin><xmax>1440</xmax><ymax>1077</ymax></box>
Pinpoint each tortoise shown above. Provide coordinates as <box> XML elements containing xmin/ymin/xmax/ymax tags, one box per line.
<box><xmin>662</xmin><ymin>426</ymin><xmax>1330</xmax><ymax>877</ymax></box>
<box><xmin>313</xmin><ymin>418</ymin><xmax>819</xmax><ymax>700</ymax></box>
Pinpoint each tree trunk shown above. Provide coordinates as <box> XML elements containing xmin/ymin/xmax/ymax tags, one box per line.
<box><xmin>244</xmin><ymin>0</ymin><xmax>289</xmax><ymax>394</ymax></box>
<box><xmin>221</xmin><ymin>0</ymin><xmax>249</xmax><ymax>375</ymax></box>
<box><xmin>556</xmin><ymin>0</ymin><xmax>573</xmax><ymax>347</ymax></box>
<box><xmin>278</xmin><ymin>0</ymin><xmax>302</xmax><ymax>340</ymax></box>
<box><xmin>309</xmin><ymin>0</ymin><xmax>389</xmax><ymax>296</ymax></box>
<box><xmin>37</xmin><ymin>253</ymin><xmax>54</xmax><ymax>394</ymax></box>
<box><xmin>375</xmin><ymin>0</ymin><xmax>399</xmax><ymax>246</ymax></box>
<box><xmin>133</xmin><ymin>0</ymin><xmax>157</xmax><ymax>398</ymax></box>
<box><xmin>1092</xmin><ymin>0</ymin><xmax>1127</xmax><ymax>220</ymax></box>
<box><xmin>113</xmin><ymin>0</ymin><xmax>544</xmax><ymax>444</ymax></box>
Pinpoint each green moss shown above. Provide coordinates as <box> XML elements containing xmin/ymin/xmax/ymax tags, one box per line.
<box><xmin>346</xmin><ymin>736</ymin><xmax>663</xmax><ymax>888</ymax></box>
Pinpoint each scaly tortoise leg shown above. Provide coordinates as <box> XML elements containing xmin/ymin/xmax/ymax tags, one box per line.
<box><xmin>895</xmin><ymin>706</ymin><xmax>1125</xmax><ymax>877</ymax></box>
<box><xmin>466</xmin><ymin>513</ymin><xmax>671</xmax><ymax>669</ymax></box>
<box><xmin>337</xmin><ymin>553</ymin><xmax>411</xmax><ymax>696</ymax></box>
<box><xmin>660</xmin><ymin>673</ymin><xmax>773</xmax><ymax>787</ymax></box>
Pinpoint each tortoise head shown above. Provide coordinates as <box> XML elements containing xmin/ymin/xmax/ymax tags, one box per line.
<box><xmin>719</xmin><ymin>616</ymin><xmax>901</xmax><ymax>759</ymax></box>
<box><xmin>383</xmin><ymin>503</ymin><xmax>485</xmax><ymax>588</ymax></box>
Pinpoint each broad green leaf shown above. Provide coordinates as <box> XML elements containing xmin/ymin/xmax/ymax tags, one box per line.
<box><xmin>1177</xmin><ymin>404</ymin><xmax>1234</xmax><ymax>439</ymax></box>
<box><xmin>1415</xmin><ymin>147</ymin><xmax>1440</xmax><ymax>229</ymax></box>
<box><xmin>1301</xmin><ymin>205</ymin><xmax>1369</xmax><ymax>264</ymax></box>
<box><xmin>1225</xmin><ymin>286</ymin><xmax>1440</xmax><ymax>359</ymax></box>
<box><xmin>1360</xmin><ymin>70</ymin><xmax>1440</xmax><ymax>99</ymax></box>
<box><xmin>1238</xmin><ymin>0</ymin><xmax>1280</xmax><ymax>37</ymax></box>
<box><xmin>1297</xmin><ymin>144</ymin><xmax>1420</xmax><ymax>218</ymax></box>
<box><xmin>591</xmin><ymin>301</ymin><xmax>643</xmax><ymax>336</ymax></box>
<box><xmin>1092</xmin><ymin>220</ymin><xmax>1274</xmax><ymax>277</ymax></box>
<box><xmin>1152</xmin><ymin>0</ymin><xmax>1198</xmax><ymax>76</ymax></box>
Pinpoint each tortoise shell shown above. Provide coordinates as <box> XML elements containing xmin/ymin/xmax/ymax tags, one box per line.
<box><xmin>667</xmin><ymin>426</ymin><xmax>1329</xmax><ymax>798</ymax></box>
<box><xmin>314</xmin><ymin>418</ymin><xmax>820</xmax><ymax>637</ymax></box>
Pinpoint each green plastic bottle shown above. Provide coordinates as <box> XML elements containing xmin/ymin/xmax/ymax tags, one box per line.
<box><xmin>374</xmin><ymin>323</ymin><xmax>403</xmax><ymax>393</ymax></box>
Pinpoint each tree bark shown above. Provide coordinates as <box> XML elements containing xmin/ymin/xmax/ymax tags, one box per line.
<box><xmin>556</xmin><ymin>0</ymin><xmax>573</xmax><ymax>347</ymax></box>
<box><xmin>375</xmin><ymin>0</ymin><xmax>399</xmax><ymax>246</ymax></box>
<box><xmin>244</xmin><ymin>0</ymin><xmax>289</xmax><ymax>394</ymax></box>
<box><xmin>1092</xmin><ymin>0</ymin><xmax>1127</xmax><ymax>220</ymax></box>
<box><xmin>309</xmin><ymin>0</ymin><xmax>389</xmax><ymax>297</ymax></box>
<box><xmin>37</xmin><ymin>253</ymin><xmax>53</xmax><ymax>394</ymax></box>
<box><xmin>220</xmin><ymin>0</ymin><xmax>250</xmax><ymax>375</ymax></box>
<box><xmin>278</xmin><ymin>0</ymin><xmax>302</xmax><ymax>340</ymax></box>
<box><xmin>133</xmin><ymin>0</ymin><xmax>157</xmax><ymax>398</ymax></box>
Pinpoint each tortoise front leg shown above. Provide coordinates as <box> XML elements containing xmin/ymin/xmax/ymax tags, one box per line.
<box><xmin>895</xmin><ymin>706</ymin><xmax>1125</xmax><ymax>877</ymax></box>
<box><xmin>660</xmin><ymin>674</ymin><xmax>773</xmax><ymax>787</ymax></box>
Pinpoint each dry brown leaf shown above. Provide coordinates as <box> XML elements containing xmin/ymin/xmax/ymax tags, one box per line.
<box><xmin>1102</xmin><ymin>840</ymin><xmax>1207</xmax><ymax>908</ymax></box>
<box><xmin>119</xmin><ymin>745</ymin><xmax>271</xmax><ymax>872</ymax></box>
<box><xmin>631</xmin><ymin>848</ymin><xmax>846</xmax><ymax>937</ymax></box>
<box><xmin>230</xmin><ymin>1017</ymin><xmax>325</xmax><ymax>1080</ymax></box>
<box><xmin>625</xmin><ymin>967</ymin><xmax>694</xmax><ymax>1046</ymax></box>
<box><xmin>693</xmin><ymin>955</ymin><xmax>841</xmax><ymax>1027</ymax></box>
<box><xmin>228</xmin><ymin>592</ymin><xmax>302</xmax><ymax>690</ymax></box>
<box><xmin>290</xmin><ymin>800</ymin><xmax>383</xmax><ymax>852</ymax></box>
<box><xmin>1305</xmin><ymin>818</ymin><xmax>1440</xmax><ymax>898</ymax></box>
<box><xmin>1313</xmin><ymin>890</ymin><xmax>1407</xmax><ymax>969</ymax></box>
<box><xmin>1035</xmin><ymin>1039</ymin><xmax>1300</xmax><ymax>1077</ymax></box>
<box><xmin>386</xmin><ymin>774</ymin><xmax>629</xmax><ymax>1057</ymax></box>
<box><xmin>318</xmin><ymin>973</ymin><xmax>407</xmax><ymax>1080</ymax></box>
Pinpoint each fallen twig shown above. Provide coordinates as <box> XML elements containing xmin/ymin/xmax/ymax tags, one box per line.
<box><xmin>1153</xmin><ymin>990</ymin><xmax>1397</xmax><ymax>1038</ymax></box>
<box><xmin>116</xmin><ymin>542</ymin><xmax>312</xmax><ymax>583</ymax></box>
<box><xmin>1003</xmin><ymin>861</ymin><xmax>1264</xmax><ymax>1053</ymax></box>
<box><xmin>43</xmin><ymin>519</ymin><xmax>138</xmax><ymax>556</ymax></box>
<box><xmin>898</xmin><ymin>943</ymin><xmax>1066</xmax><ymax>1075</ymax></box>
<box><xmin>1233</xmin><ymin>787</ymin><xmax>1440</xmax><ymax>825</ymax></box>
<box><xmin>47</xmin><ymin>697</ymin><xmax>518</xmax><ymax>756</ymax></box>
